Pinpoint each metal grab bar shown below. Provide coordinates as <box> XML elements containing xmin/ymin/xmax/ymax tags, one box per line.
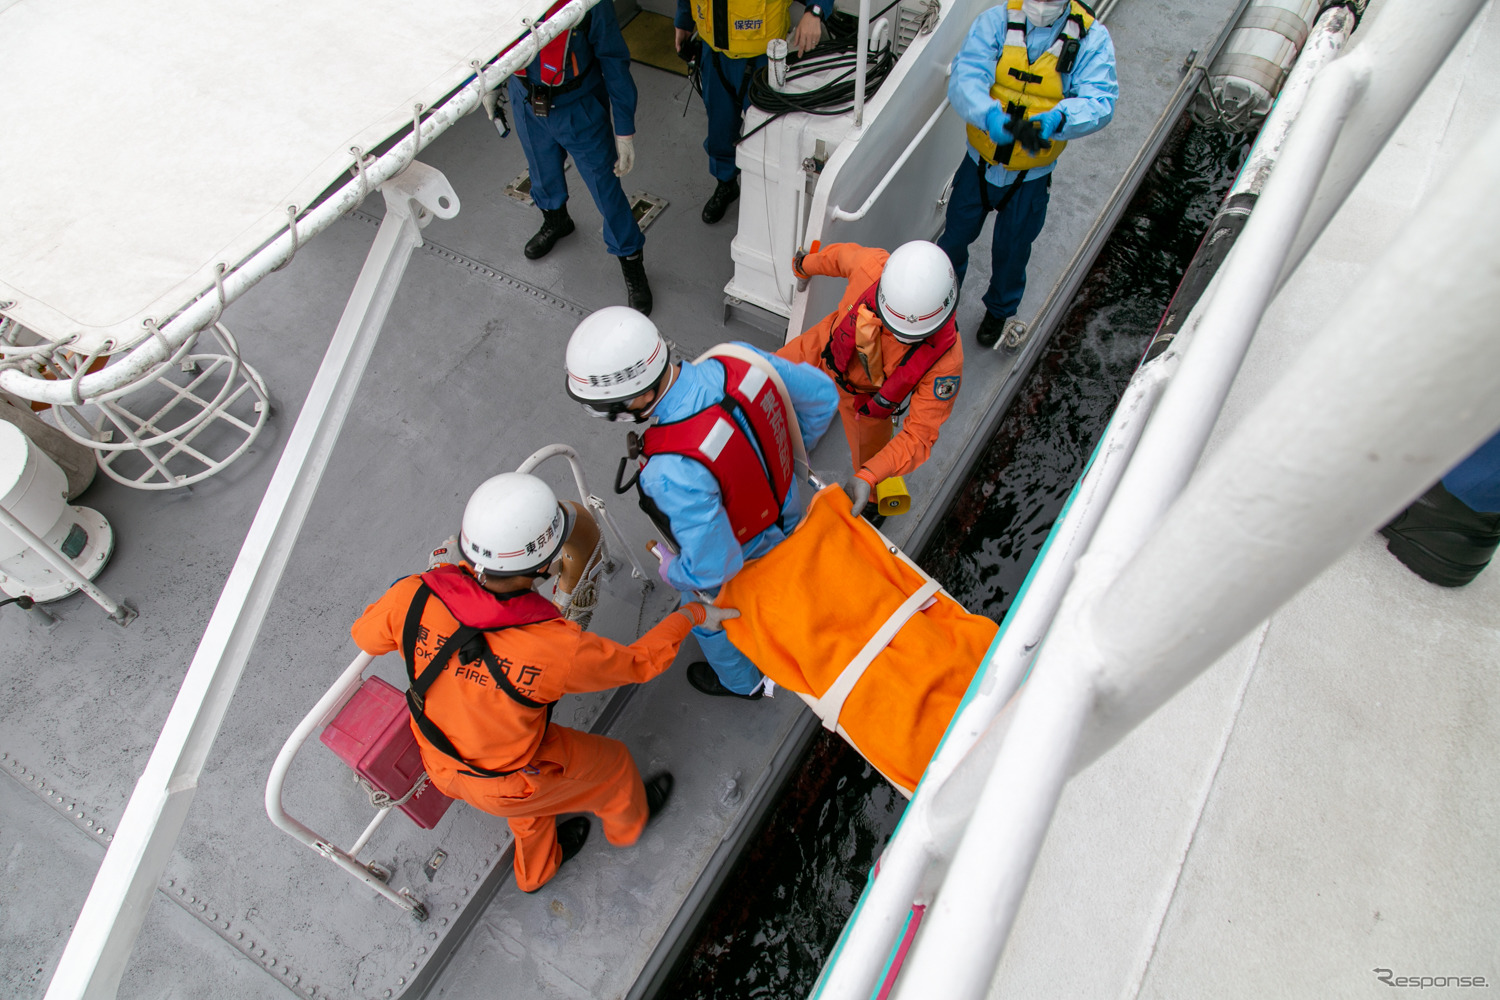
<box><xmin>515</xmin><ymin>442</ymin><xmax>650</xmax><ymax>583</ymax></box>
<box><xmin>829</xmin><ymin>100</ymin><xmax>951</xmax><ymax>223</ymax></box>
<box><xmin>263</xmin><ymin>653</ymin><xmax>426</xmax><ymax>919</ymax></box>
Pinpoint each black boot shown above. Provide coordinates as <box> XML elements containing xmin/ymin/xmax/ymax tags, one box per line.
<box><xmin>701</xmin><ymin>177</ymin><xmax>740</xmax><ymax>224</ymax></box>
<box><xmin>975</xmin><ymin>312</ymin><xmax>1007</xmax><ymax>349</ymax></box>
<box><xmin>1380</xmin><ymin>480</ymin><xmax>1500</xmax><ymax>587</ymax></box>
<box><xmin>644</xmin><ymin>772</ymin><xmax>674</xmax><ymax>821</ymax></box>
<box><xmin>522</xmin><ymin>816</ymin><xmax>591</xmax><ymax>893</ymax></box>
<box><xmin>686</xmin><ymin>661</ymin><xmax>763</xmax><ymax>700</ymax></box>
<box><xmin>619</xmin><ymin>251</ymin><xmax>653</xmax><ymax>315</ymax></box>
<box><xmin>524</xmin><ymin>206</ymin><xmax>575</xmax><ymax>260</ymax></box>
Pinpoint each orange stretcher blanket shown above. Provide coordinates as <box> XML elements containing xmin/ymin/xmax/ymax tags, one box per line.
<box><xmin>719</xmin><ymin>485</ymin><xmax>998</xmax><ymax>794</ymax></box>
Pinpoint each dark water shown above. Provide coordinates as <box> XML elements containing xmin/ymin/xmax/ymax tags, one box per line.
<box><xmin>657</xmin><ymin>116</ymin><xmax>1253</xmax><ymax>1000</ymax></box>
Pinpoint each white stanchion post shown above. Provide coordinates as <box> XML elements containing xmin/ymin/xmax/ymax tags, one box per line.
<box><xmin>44</xmin><ymin>164</ymin><xmax>458</xmax><ymax>1000</ymax></box>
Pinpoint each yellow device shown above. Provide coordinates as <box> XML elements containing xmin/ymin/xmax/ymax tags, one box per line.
<box><xmin>875</xmin><ymin>476</ymin><xmax>910</xmax><ymax>515</ymax></box>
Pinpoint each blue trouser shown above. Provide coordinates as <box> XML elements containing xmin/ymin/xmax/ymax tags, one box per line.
<box><xmin>508</xmin><ymin>76</ymin><xmax>645</xmax><ymax>257</ymax></box>
<box><xmin>700</xmin><ymin>48</ymin><xmax>765</xmax><ymax>182</ymax></box>
<box><xmin>694</xmin><ymin>623</ymin><xmax>763</xmax><ymax>694</ymax></box>
<box><xmin>936</xmin><ymin>155</ymin><xmax>1052</xmax><ymax>321</ymax></box>
<box><xmin>1445</xmin><ymin>429</ymin><xmax>1500</xmax><ymax>512</ymax></box>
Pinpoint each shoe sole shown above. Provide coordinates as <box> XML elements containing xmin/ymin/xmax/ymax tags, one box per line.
<box><xmin>1381</xmin><ymin>527</ymin><xmax>1494</xmax><ymax>587</ymax></box>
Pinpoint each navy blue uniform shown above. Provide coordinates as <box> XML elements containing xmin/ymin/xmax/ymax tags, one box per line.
<box><xmin>509</xmin><ymin>1</ymin><xmax>644</xmax><ymax>257</ymax></box>
<box><xmin>674</xmin><ymin>0</ymin><xmax>832</xmax><ymax>182</ymax></box>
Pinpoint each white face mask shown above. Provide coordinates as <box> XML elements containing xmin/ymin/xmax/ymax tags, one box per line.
<box><xmin>1022</xmin><ymin>0</ymin><xmax>1070</xmax><ymax>26</ymax></box>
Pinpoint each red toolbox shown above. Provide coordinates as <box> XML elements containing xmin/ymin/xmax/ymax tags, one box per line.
<box><xmin>320</xmin><ymin>676</ymin><xmax>455</xmax><ymax>829</ymax></box>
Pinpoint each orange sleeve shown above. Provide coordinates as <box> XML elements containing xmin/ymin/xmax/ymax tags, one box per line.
<box><xmin>860</xmin><ymin>345</ymin><xmax>964</xmax><ymax>483</ymax></box>
<box><xmin>554</xmin><ymin>608</ymin><xmax>696</xmax><ymax>694</ymax></box>
<box><xmin>799</xmin><ymin>242</ymin><xmax>871</xmax><ymax>279</ymax></box>
<box><xmin>350</xmin><ymin>576</ymin><xmax>423</xmax><ymax>657</ymax></box>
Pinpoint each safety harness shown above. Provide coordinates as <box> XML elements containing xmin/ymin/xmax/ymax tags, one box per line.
<box><xmin>821</xmin><ymin>281</ymin><xmax>959</xmax><ymax>420</ymax></box>
<box><xmin>638</xmin><ymin>355</ymin><xmax>797</xmax><ymax>545</ymax></box>
<box><xmin>400</xmin><ymin>577</ymin><xmax>560</xmax><ymax>779</ymax></box>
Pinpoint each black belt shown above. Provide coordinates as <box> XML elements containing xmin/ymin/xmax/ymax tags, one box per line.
<box><xmin>516</xmin><ymin>67</ymin><xmax>595</xmax><ymax>99</ymax></box>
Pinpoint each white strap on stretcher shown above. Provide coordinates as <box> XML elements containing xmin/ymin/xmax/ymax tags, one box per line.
<box><xmin>698</xmin><ymin>343</ymin><xmax>811</xmax><ymax>480</ymax></box>
<box><xmin>806</xmin><ymin>578</ymin><xmax>942</xmax><ymax>732</ymax></box>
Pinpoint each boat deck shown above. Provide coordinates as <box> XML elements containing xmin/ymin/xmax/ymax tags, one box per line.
<box><xmin>2</xmin><ymin>1</ymin><xmax>1242</xmax><ymax>995</ymax></box>
<box><xmin>985</xmin><ymin>6</ymin><xmax>1500</xmax><ymax>997</ymax></box>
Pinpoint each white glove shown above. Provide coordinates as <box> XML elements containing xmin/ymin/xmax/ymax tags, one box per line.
<box><xmin>614</xmin><ymin>135</ymin><xmax>635</xmax><ymax>177</ymax></box>
<box><xmin>693</xmin><ymin>603</ymin><xmax>740</xmax><ymax>632</ymax></box>
<box><xmin>428</xmin><ymin>535</ymin><xmax>462</xmax><ymax>569</ymax></box>
<box><xmin>845</xmin><ymin>476</ymin><xmax>873</xmax><ymax>516</ymax></box>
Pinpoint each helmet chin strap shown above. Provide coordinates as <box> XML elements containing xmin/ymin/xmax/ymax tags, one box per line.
<box><xmin>631</xmin><ymin>361</ymin><xmax>678</xmax><ymax>423</ymax></box>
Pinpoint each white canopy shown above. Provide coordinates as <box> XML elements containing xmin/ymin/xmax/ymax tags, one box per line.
<box><xmin>0</xmin><ymin>0</ymin><xmax>553</xmax><ymax>353</ymax></box>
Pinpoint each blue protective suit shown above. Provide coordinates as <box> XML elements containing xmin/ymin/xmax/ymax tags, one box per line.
<box><xmin>508</xmin><ymin>0</ymin><xmax>644</xmax><ymax>257</ymax></box>
<box><xmin>640</xmin><ymin>344</ymin><xmax>839</xmax><ymax>692</ymax></box>
<box><xmin>675</xmin><ymin>0</ymin><xmax>833</xmax><ymax>182</ymax></box>
<box><xmin>1445</xmin><ymin>429</ymin><xmax>1500</xmax><ymax>513</ymax></box>
<box><xmin>938</xmin><ymin>8</ymin><xmax>1118</xmax><ymax>321</ymax></box>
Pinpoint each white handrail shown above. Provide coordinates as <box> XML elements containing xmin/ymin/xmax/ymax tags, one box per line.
<box><xmin>829</xmin><ymin>100</ymin><xmax>951</xmax><ymax>222</ymax></box>
<box><xmin>881</xmin><ymin>3</ymin><xmax>1496</xmax><ymax>997</ymax></box>
<box><xmin>263</xmin><ymin>653</ymin><xmax>424</xmax><ymax>917</ymax></box>
<box><xmin>822</xmin><ymin>3</ymin><xmax>1488</xmax><ymax>995</ymax></box>
<box><xmin>0</xmin><ymin>0</ymin><xmax>603</xmax><ymax>407</ymax></box>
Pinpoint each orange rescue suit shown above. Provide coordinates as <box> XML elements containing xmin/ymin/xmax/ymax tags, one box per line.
<box><xmin>779</xmin><ymin>242</ymin><xmax>964</xmax><ymax>488</ymax></box>
<box><xmin>352</xmin><ymin>571</ymin><xmax>696</xmax><ymax>892</ymax></box>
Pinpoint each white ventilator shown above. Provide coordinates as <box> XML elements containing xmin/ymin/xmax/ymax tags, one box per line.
<box><xmin>876</xmin><ymin>240</ymin><xmax>958</xmax><ymax>341</ymax></box>
<box><xmin>459</xmin><ymin>472</ymin><xmax>574</xmax><ymax>577</ymax></box>
<box><xmin>0</xmin><ymin>421</ymin><xmax>115</xmax><ymax>601</ymax></box>
<box><xmin>564</xmin><ymin>306</ymin><xmax>671</xmax><ymax>411</ymax></box>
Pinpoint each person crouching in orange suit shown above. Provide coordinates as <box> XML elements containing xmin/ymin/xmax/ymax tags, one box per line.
<box><xmin>778</xmin><ymin>240</ymin><xmax>964</xmax><ymax>515</ymax></box>
<box><xmin>351</xmin><ymin>472</ymin><xmax>736</xmax><ymax>893</ymax></box>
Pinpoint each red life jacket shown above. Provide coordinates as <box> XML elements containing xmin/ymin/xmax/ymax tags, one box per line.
<box><xmin>536</xmin><ymin>0</ymin><xmax>578</xmax><ymax>86</ymax></box>
<box><xmin>403</xmin><ymin>565</ymin><xmax>562</xmax><ymax>778</ymax></box>
<box><xmin>821</xmin><ymin>281</ymin><xmax>959</xmax><ymax>419</ymax></box>
<box><xmin>641</xmin><ymin>355</ymin><xmax>796</xmax><ymax>544</ymax></box>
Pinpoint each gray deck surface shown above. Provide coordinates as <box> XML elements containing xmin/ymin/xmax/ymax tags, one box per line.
<box><xmin>1</xmin><ymin>2</ymin><xmax>1241</xmax><ymax>997</ymax></box>
<box><xmin>986</xmin><ymin>4</ymin><xmax>1500</xmax><ymax>998</ymax></box>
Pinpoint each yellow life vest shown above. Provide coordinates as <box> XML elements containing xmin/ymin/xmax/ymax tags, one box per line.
<box><xmin>966</xmin><ymin>0</ymin><xmax>1095</xmax><ymax>171</ymax></box>
<box><xmin>690</xmin><ymin>0</ymin><xmax>790</xmax><ymax>59</ymax></box>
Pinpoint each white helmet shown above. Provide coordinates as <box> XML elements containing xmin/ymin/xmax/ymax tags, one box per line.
<box><xmin>876</xmin><ymin>241</ymin><xmax>958</xmax><ymax>342</ymax></box>
<box><xmin>565</xmin><ymin>306</ymin><xmax>670</xmax><ymax>420</ymax></box>
<box><xmin>459</xmin><ymin>473</ymin><xmax>574</xmax><ymax>577</ymax></box>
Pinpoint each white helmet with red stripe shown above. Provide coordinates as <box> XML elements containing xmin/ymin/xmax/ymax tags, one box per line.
<box><xmin>565</xmin><ymin>306</ymin><xmax>671</xmax><ymax>421</ymax></box>
<box><xmin>460</xmin><ymin>473</ymin><xmax>574</xmax><ymax>577</ymax></box>
<box><xmin>876</xmin><ymin>241</ymin><xmax>958</xmax><ymax>342</ymax></box>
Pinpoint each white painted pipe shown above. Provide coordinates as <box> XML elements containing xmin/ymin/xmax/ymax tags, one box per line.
<box><xmin>890</xmin><ymin>96</ymin><xmax>1500</xmax><ymax>1000</ymax></box>
<box><xmin>812</xmin><ymin>352</ymin><xmax>1176</xmax><ymax>1000</ymax></box>
<box><xmin>0</xmin><ymin>0</ymin><xmax>601</xmax><ymax>407</ymax></box>
<box><xmin>1228</xmin><ymin>4</ymin><xmax>1357</xmax><ymax>201</ymax></box>
<box><xmin>1283</xmin><ymin>0</ymin><xmax>1493</xmax><ymax>281</ymax></box>
<box><xmin>1085</xmin><ymin>60</ymin><xmax>1365</xmax><ymax>571</ymax></box>
<box><xmin>1080</xmin><ymin>110</ymin><xmax>1500</xmax><ymax>768</ymax></box>
<box><xmin>853</xmin><ymin>0</ymin><xmax>870</xmax><ymax>128</ymax></box>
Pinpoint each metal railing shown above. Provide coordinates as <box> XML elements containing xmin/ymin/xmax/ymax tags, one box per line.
<box><xmin>813</xmin><ymin>2</ymin><xmax>1498</xmax><ymax>998</ymax></box>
